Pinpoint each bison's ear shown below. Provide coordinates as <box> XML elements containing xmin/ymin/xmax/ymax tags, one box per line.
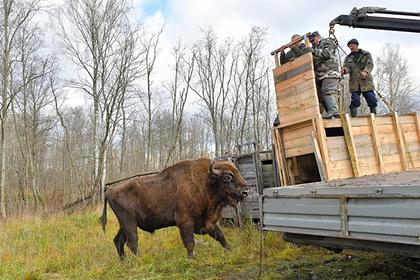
<box><xmin>209</xmin><ymin>160</ymin><xmax>223</xmax><ymax>177</ymax></box>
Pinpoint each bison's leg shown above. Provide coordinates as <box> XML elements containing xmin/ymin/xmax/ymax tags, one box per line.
<box><xmin>113</xmin><ymin>228</ymin><xmax>127</xmax><ymax>260</ymax></box>
<box><xmin>177</xmin><ymin>221</ymin><xmax>195</xmax><ymax>258</ymax></box>
<box><xmin>208</xmin><ymin>224</ymin><xmax>229</xmax><ymax>250</ymax></box>
<box><xmin>124</xmin><ymin>222</ymin><xmax>139</xmax><ymax>256</ymax></box>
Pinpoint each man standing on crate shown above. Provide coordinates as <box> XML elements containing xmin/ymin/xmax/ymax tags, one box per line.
<box><xmin>341</xmin><ymin>39</ymin><xmax>378</xmax><ymax>117</ymax></box>
<box><xmin>308</xmin><ymin>31</ymin><xmax>340</xmax><ymax>119</ymax></box>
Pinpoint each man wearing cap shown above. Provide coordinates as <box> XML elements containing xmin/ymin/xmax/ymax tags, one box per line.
<box><xmin>309</xmin><ymin>31</ymin><xmax>340</xmax><ymax>119</ymax></box>
<box><xmin>341</xmin><ymin>39</ymin><xmax>377</xmax><ymax>117</ymax></box>
<box><xmin>280</xmin><ymin>34</ymin><xmax>307</xmax><ymax>64</ymax></box>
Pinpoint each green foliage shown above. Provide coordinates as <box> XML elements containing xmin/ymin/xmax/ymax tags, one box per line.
<box><xmin>0</xmin><ymin>211</ymin><xmax>419</xmax><ymax>279</ymax></box>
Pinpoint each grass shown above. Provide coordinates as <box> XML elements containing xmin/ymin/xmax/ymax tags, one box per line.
<box><xmin>0</xmin><ymin>210</ymin><xmax>419</xmax><ymax>280</ymax></box>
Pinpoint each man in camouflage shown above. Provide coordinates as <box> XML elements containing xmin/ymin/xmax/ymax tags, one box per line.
<box><xmin>341</xmin><ymin>39</ymin><xmax>377</xmax><ymax>117</ymax></box>
<box><xmin>280</xmin><ymin>34</ymin><xmax>307</xmax><ymax>64</ymax></box>
<box><xmin>308</xmin><ymin>31</ymin><xmax>340</xmax><ymax>119</ymax></box>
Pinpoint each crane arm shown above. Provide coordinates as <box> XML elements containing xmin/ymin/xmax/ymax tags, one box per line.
<box><xmin>330</xmin><ymin>7</ymin><xmax>420</xmax><ymax>33</ymax></box>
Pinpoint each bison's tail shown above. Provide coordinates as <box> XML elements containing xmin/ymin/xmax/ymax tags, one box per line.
<box><xmin>99</xmin><ymin>196</ymin><xmax>108</xmax><ymax>232</ymax></box>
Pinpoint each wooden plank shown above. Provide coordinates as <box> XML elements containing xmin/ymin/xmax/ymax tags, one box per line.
<box><xmin>350</xmin><ymin>117</ymin><xmax>370</xmax><ymax>127</ymax></box>
<box><xmin>274</xmin><ymin>62</ymin><xmax>312</xmax><ymax>83</ymax></box>
<box><xmin>276</xmin><ymin>71</ymin><xmax>315</xmax><ymax>92</ymax></box>
<box><xmin>326</xmin><ymin>137</ymin><xmax>348</xmax><ymax>149</ymax></box>
<box><xmin>392</xmin><ymin>112</ymin><xmax>409</xmax><ymax>170</ymax></box>
<box><xmin>374</xmin><ymin>124</ymin><xmax>396</xmax><ymax>134</ymax></box>
<box><xmin>375</xmin><ymin>116</ymin><xmax>394</xmax><ymax>126</ymax></box>
<box><xmin>398</xmin><ymin>115</ymin><xmax>417</xmax><ymax>124</ymax></box>
<box><xmin>380</xmin><ymin>143</ymin><xmax>401</xmax><ymax>155</ymax></box>
<box><xmin>323</xmin><ymin>118</ymin><xmax>342</xmax><ymax>128</ymax></box>
<box><xmin>328</xmin><ymin>147</ymin><xmax>350</xmax><ymax>161</ymax></box>
<box><xmin>286</xmin><ymin>158</ymin><xmax>296</xmax><ymax>184</ymax></box>
<box><xmin>328</xmin><ymin>160</ymin><xmax>353</xmax><ymax>180</ymax></box>
<box><xmin>311</xmin><ymin>132</ymin><xmax>326</xmax><ymax>181</ymax></box>
<box><xmin>351</xmin><ymin>126</ymin><xmax>372</xmax><ymax>136</ymax></box>
<box><xmin>342</xmin><ymin>113</ymin><xmax>359</xmax><ymax>177</ymax></box>
<box><xmin>358</xmin><ymin>157</ymin><xmax>380</xmax><ymax>176</ymax></box>
<box><xmin>278</xmin><ymin>96</ymin><xmax>319</xmax><ymax>114</ymax></box>
<box><xmin>276</xmin><ymin>79</ymin><xmax>315</xmax><ymax>101</ymax></box>
<box><xmin>282</xmin><ymin>120</ymin><xmax>313</xmax><ymax>133</ymax></box>
<box><xmin>278</xmin><ymin>90</ymin><xmax>318</xmax><ymax>111</ymax></box>
<box><xmin>315</xmin><ymin>117</ymin><xmax>330</xmax><ymax>180</ymax></box>
<box><xmin>282</xmin><ymin>126</ymin><xmax>314</xmax><ymax>141</ymax></box>
<box><xmin>284</xmin><ymin>145</ymin><xmax>313</xmax><ymax>158</ymax></box>
<box><xmin>279</xmin><ymin>105</ymin><xmax>320</xmax><ymax>127</ymax></box>
<box><xmin>273</xmin><ymin>52</ymin><xmax>313</xmax><ymax>76</ymax></box>
<box><xmin>272</xmin><ymin>128</ymin><xmax>287</xmax><ymax>186</ymax></box>
<box><xmin>416</xmin><ymin>113</ymin><xmax>420</xmax><ymax>144</ymax></box>
<box><xmin>283</xmin><ymin>135</ymin><xmax>312</xmax><ymax>150</ymax></box>
<box><xmin>370</xmin><ymin>114</ymin><xmax>384</xmax><ymax>174</ymax></box>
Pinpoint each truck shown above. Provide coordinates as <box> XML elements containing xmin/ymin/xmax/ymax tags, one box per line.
<box><xmin>261</xmin><ymin>7</ymin><xmax>420</xmax><ymax>258</ymax></box>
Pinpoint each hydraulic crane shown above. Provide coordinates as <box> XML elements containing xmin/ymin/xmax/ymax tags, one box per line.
<box><xmin>329</xmin><ymin>6</ymin><xmax>420</xmax><ymax>33</ymax></box>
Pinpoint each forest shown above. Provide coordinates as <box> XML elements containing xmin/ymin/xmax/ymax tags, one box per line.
<box><xmin>0</xmin><ymin>0</ymin><xmax>419</xmax><ymax>218</ymax></box>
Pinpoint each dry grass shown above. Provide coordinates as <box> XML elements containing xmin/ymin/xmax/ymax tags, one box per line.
<box><xmin>0</xmin><ymin>210</ymin><xmax>419</xmax><ymax>280</ymax></box>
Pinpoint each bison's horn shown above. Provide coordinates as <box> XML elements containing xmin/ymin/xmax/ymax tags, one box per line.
<box><xmin>209</xmin><ymin>160</ymin><xmax>223</xmax><ymax>176</ymax></box>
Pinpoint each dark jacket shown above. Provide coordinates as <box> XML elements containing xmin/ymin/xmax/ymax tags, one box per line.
<box><xmin>343</xmin><ymin>49</ymin><xmax>374</xmax><ymax>92</ymax></box>
<box><xmin>280</xmin><ymin>43</ymin><xmax>306</xmax><ymax>64</ymax></box>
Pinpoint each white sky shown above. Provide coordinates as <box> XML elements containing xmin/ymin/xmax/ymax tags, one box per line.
<box><xmin>46</xmin><ymin>0</ymin><xmax>419</xmax><ymax>106</ymax></box>
<box><xmin>136</xmin><ymin>0</ymin><xmax>420</xmax><ymax>87</ymax></box>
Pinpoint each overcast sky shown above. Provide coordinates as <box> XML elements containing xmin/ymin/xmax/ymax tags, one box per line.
<box><xmin>133</xmin><ymin>0</ymin><xmax>420</xmax><ymax>81</ymax></box>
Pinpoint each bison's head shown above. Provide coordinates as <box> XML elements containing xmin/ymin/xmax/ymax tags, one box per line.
<box><xmin>209</xmin><ymin>160</ymin><xmax>249</xmax><ymax>207</ymax></box>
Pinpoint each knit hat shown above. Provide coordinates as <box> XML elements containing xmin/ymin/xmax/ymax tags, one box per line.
<box><xmin>347</xmin><ymin>38</ymin><xmax>359</xmax><ymax>46</ymax></box>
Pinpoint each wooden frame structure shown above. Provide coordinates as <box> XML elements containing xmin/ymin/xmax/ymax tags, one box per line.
<box><xmin>272</xmin><ymin>52</ymin><xmax>420</xmax><ymax>185</ymax></box>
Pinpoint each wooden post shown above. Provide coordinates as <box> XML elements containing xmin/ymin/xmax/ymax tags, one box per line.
<box><xmin>392</xmin><ymin>112</ymin><xmax>409</xmax><ymax>170</ymax></box>
<box><xmin>315</xmin><ymin>116</ymin><xmax>330</xmax><ymax>180</ymax></box>
<box><xmin>272</xmin><ymin>128</ymin><xmax>288</xmax><ymax>186</ymax></box>
<box><xmin>311</xmin><ymin>132</ymin><xmax>326</xmax><ymax>181</ymax></box>
<box><xmin>369</xmin><ymin>113</ymin><xmax>384</xmax><ymax>174</ymax></box>
<box><xmin>342</xmin><ymin>113</ymin><xmax>359</xmax><ymax>177</ymax></box>
<box><xmin>274</xmin><ymin>54</ymin><xmax>279</xmax><ymax>68</ymax></box>
<box><xmin>415</xmin><ymin>112</ymin><xmax>420</xmax><ymax>145</ymax></box>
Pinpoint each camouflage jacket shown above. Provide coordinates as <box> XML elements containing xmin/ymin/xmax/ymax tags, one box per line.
<box><xmin>343</xmin><ymin>49</ymin><xmax>374</xmax><ymax>92</ymax></box>
<box><xmin>280</xmin><ymin>43</ymin><xmax>306</xmax><ymax>64</ymax></box>
<box><xmin>312</xmin><ymin>37</ymin><xmax>340</xmax><ymax>80</ymax></box>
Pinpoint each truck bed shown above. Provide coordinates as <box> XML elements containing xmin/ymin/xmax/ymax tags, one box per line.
<box><xmin>261</xmin><ymin>171</ymin><xmax>420</xmax><ymax>257</ymax></box>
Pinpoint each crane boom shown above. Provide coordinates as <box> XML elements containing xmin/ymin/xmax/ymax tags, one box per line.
<box><xmin>330</xmin><ymin>7</ymin><xmax>420</xmax><ymax>33</ymax></box>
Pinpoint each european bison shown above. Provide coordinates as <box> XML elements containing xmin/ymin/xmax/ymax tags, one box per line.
<box><xmin>100</xmin><ymin>158</ymin><xmax>249</xmax><ymax>259</ymax></box>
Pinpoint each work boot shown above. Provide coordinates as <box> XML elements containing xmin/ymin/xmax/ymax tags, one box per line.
<box><xmin>322</xmin><ymin>95</ymin><xmax>339</xmax><ymax>119</ymax></box>
<box><xmin>369</xmin><ymin>106</ymin><xmax>377</xmax><ymax>115</ymax></box>
<box><xmin>350</xmin><ymin>107</ymin><xmax>357</xmax><ymax>117</ymax></box>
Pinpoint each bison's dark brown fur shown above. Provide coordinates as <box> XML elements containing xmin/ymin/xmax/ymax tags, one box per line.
<box><xmin>100</xmin><ymin>158</ymin><xmax>248</xmax><ymax>259</ymax></box>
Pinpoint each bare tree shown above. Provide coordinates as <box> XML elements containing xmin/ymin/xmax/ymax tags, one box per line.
<box><xmin>163</xmin><ymin>40</ymin><xmax>194</xmax><ymax>166</ymax></box>
<box><xmin>0</xmin><ymin>0</ymin><xmax>41</xmax><ymax>218</ymax></box>
<box><xmin>56</xmin><ymin>0</ymin><xmax>144</xmax><ymax>200</ymax></box>
<box><xmin>190</xmin><ymin>29</ymin><xmax>235</xmax><ymax>156</ymax></box>
<box><xmin>374</xmin><ymin>43</ymin><xmax>418</xmax><ymax>114</ymax></box>
<box><xmin>138</xmin><ymin>24</ymin><xmax>163</xmax><ymax>171</ymax></box>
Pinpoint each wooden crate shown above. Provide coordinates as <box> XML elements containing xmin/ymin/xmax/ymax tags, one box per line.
<box><xmin>272</xmin><ymin>52</ymin><xmax>420</xmax><ymax>184</ymax></box>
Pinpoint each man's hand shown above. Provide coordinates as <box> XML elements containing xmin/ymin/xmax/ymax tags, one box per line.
<box><xmin>360</xmin><ymin>71</ymin><xmax>369</xmax><ymax>79</ymax></box>
<box><xmin>341</xmin><ymin>67</ymin><xmax>348</xmax><ymax>74</ymax></box>
<box><xmin>304</xmin><ymin>47</ymin><xmax>314</xmax><ymax>53</ymax></box>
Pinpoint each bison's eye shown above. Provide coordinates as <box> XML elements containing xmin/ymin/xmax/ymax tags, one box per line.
<box><xmin>223</xmin><ymin>174</ymin><xmax>233</xmax><ymax>183</ymax></box>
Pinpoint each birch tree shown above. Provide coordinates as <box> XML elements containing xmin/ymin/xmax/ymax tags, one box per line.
<box><xmin>0</xmin><ymin>0</ymin><xmax>40</xmax><ymax>218</ymax></box>
<box><xmin>56</xmin><ymin>0</ymin><xmax>144</xmax><ymax>200</ymax></box>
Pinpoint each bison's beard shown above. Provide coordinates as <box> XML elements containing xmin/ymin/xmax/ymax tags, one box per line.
<box><xmin>226</xmin><ymin>193</ymin><xmax>245</xmax><ymax>207</ymax></box>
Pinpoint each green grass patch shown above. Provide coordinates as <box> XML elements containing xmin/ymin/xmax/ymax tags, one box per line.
<box><xmin>0</xmin><ymin>211</ymin><xmax>419</xmax><ymax>279</ymax></box>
